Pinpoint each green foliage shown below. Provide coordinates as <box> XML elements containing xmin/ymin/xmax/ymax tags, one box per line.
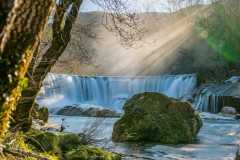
<box><xmin>33</xmin><ymin>106</ymin><xmax>49</xmax><ymax>123</ymax></box>
<box><xmin>3</xmin><ymin>131</ymin><xmax>58</xmax><ymax>160</ymax></box>
<box><xmin>19</xmin><ymin>77</ymin><xmax>29</xmax><ymax>90</ymax></box>
<box><xmin>25</xmin><ymin>130</ymin><xmax>120</xmax><ymax>160</ymax></box>
<box><xmin>197</xmin><ymin>0</ymin><xmax>240</xmax><ymax>63</ymax></box>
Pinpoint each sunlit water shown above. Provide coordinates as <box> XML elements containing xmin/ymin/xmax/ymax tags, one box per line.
<box><xmin>49</xmin><ymin>113</ymin><xmax>240</xmax><ymax>160</ymax></box>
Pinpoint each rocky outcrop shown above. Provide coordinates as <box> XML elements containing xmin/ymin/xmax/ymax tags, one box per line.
<box><xmin>56</xmin><ymin>106</ymin><xmax>121</xmax><ymax>117</ymax></box>
<box><xmin>112</xmin><ymin>92</ymin><xmax>202</xmax><ymax>144</ymax></box>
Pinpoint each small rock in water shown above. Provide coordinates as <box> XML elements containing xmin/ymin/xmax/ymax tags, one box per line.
<box><xmin>235</xmin><ymin>114</ymin><xmax>240</xmax><ymax>120</ymax></box>
<box><xmin>225</xmin><ymin>76</ymin><xmax>240</xmax><ymax>84</ymax></box>
<box><xmin>221</xmin><ymin>106</ymin><xmax>237</xmax><ymax>115</ymax></box>
<box><xmin>56</xmin><ymin>105</ymin><xmax>121</xmax><ymax>117</ymax></box>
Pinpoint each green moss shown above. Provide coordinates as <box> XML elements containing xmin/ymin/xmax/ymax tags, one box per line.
<box><xmin>28</xmin><ymin>131</ymin><xmax>61</xmax><ymax>155</ymax></box>
<box><xmin>64</xmin><ymin>145</ymin><xmax>121</xmax><ymax>160</ymax></box>
<box><xmin>3</xmin><ymin>131</ymin><xmax>58</xmax><ymax>160</ymax></box>
<box><xmin>25</xmin><ymin>130</ymin><xmax>119</xmax><ymax>160</ymax></box>
<box><xmin>112</xmin><ymin>92</ymin><xmax>202</xmax><ymax>144</ymax></box>
<box><xmin>26</xmin><ymin>130</ymin><xmax>86</xmax><ymax>154</ymax></box>
<box><xmin>59</xmin><ymin>133</ymin><xmax>87</xmax><ymax>152</ymax></box>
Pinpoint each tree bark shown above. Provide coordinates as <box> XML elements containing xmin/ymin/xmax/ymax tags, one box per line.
<box><xmin>0</xmin><ymin>0</ymin><xmax>52</xmax><ymax>141</ymax></box>
<box><xmin>12</xmin><ymin>0</ymin><xmax>83</xmax><ymax>131</ymax></box>
<box><xmin>0</xmin><ymin>0</ymin><xmax>14</xmax><ymax>33</ymax></box>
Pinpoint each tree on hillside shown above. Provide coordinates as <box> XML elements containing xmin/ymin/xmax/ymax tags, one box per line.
<box><xmin>0</xmin><ymin>0</ymin><xmax>52</xmax><ymax>140</ymax></box>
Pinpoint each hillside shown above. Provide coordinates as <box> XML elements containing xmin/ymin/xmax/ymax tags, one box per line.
<box><xmin>52</xmin><ymin>7</ymin><xmax>233</xmax><ymax>81</ymax></box>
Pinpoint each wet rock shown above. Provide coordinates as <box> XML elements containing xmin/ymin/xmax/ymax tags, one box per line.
<box><xmin>221</xmin><ymin>106</ymin><xmax>237</xmax><ymax>115</ymax></box>
<box><xmin>57</xmin><ymin>106</ymin><xmax>121</xmax><ymax>117</ymax></box>
<box><xmin>235</xmin><ymin>114</ymin><xmax>240</xmax><ymax>120</ymax></box>
<box><xmin>82</xmin><ymin>107</ymin><xmax>121</xmax><ymax>117</ymax></box>
<box><xmin>225</xmin><ymin>76</ymin><xmax>240</xmax><ymax>84</ymax></box>
<box><xmin>112</xmin><ymin>92</ymin><xmax>202</xmax><ymax>144</ymax></box>
<box><xmin>57</xmin><ymin>106</ymin><xmax>84</xmax><ymax>116</ymax></box>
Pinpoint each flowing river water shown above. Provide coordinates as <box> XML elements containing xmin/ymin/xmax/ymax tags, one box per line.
<box><xmin>49</xmin><ymin>114</ymin><xmax>240</xmax><ymax>160</ymax></box>
<box><xmin>37</xmin><ymin>73</ymin><xmax>240</xmax><ymax>159</ymax></box>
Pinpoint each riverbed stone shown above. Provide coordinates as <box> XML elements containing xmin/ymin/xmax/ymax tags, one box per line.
<box><xmin>112</xmin><ymin>92</ymin><xmax>202</xmax><ymax>144</ymax></box>
<box><xmin>57</xmin><ymin>106</ymin><xmax>121</xmax><ymax>117</ymax></box>
<box><xmin>221</xmin><ymin>106</ymin><xmax>237</xmax><ymax>115</ymax></box>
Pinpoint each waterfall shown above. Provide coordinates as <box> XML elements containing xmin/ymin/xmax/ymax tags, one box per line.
<box><xmin>193</xmin><ymin>78</ymin><xmax>240</xmax><ymax>113</ymax></box>
<box><xmin>36</xmin><ymin>73</ymin><xmax>197</xmax><ymax>112</ymax></box>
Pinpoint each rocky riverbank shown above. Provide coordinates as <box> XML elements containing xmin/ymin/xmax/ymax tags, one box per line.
<box><xmin>56</xmin><ymin>105</ymin><xmax>121</xmax><ymax>117</ymax></box>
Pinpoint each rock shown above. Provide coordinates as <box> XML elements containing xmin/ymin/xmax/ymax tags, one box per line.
<box><xmin>64</xmin><ymin>145</ymin><xmax>121</xmax><ymax>160</ymax></box>
<box><xmin>235</xmin><ymin>114</ymin><xmax>240</xmax><ymax>120</ymax></box>
<box><xmin>57</xmin><ymin>106</ymin><xmax>120</xmax><ymax>117</ymax></box>
<box><xmin>57</xmin><ymin>106</ymin><xmax>84</xmax><ymax>116</ymax></box>
<box><xmin>221</xmin><ymin>106</ymin><xmax>237</xmax><ymax>115</ymax></box>
<box><xmin>225</xmin><ymin>76</ymin><xmax>240</xmax><ymax>84</ymax></box>
<box><xmin>82</xmin><ymin>107</ymin><xmax>121</xmax><ymax>117</ymax></box>
<box><xmin>112</xmin><ymin>92</ymin><xmax>202</xmax><ymax>144</ymax></box>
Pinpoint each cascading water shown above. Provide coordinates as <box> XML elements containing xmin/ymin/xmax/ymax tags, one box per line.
<box><xmin>193</xmin><ymin>78</ymin><xmax>240</xmax><ymax>113</ymax></box>
<box><xmin>193</xmin><ymin>85</ymin><xmax>230</xmax><ymax>113</ymax></box>
<box><xmin>36</xmin><ymin>73</ymin><xmax>197</xmax><ymax>112</ymax></box>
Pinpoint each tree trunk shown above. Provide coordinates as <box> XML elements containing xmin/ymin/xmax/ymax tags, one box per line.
<box><xmin>12</xmin><ymin>0</ymin><xmax>83</xmax><ymax>131</ymax></box>
<box><xmin>0</xmin><ymin>0</ymin><xmax>52</xmax><ymax>141</ymax></box>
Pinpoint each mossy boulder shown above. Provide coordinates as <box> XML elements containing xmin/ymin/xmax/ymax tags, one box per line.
<box><xmin>112</xmin><ymin>92</ymin><xmax>202</xmax><ymax>144</ymax></box>
<box><xmin>64</xmin><ymin>145</ymin><xmax>121</xmax><ymax>160</ymax></box>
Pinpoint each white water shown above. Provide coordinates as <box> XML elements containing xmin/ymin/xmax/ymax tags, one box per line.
<box><xmin>36</xmin><ymin>73</ymin><xmax>197</xmax><ymax>112</ymax></box>
<box><xmin>193</xmin><ymin>85</ymin><xmax>230</xmax><ymax>113</ymax></box>
<box><xmin>193</xmin><ymin>78</ymin><xmax>240</xmax><ymax>113</ymax></box>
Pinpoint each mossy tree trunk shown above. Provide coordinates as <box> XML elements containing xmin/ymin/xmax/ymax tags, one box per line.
<box><xmin>12</xmin><ymin>0</ymin><xmax>83</xmax><ymax>131</ymax></box>
<box><xmin>0</xmin><ymin>0</ymin><xmax>52</xmax><ymax>141</ymax></box>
